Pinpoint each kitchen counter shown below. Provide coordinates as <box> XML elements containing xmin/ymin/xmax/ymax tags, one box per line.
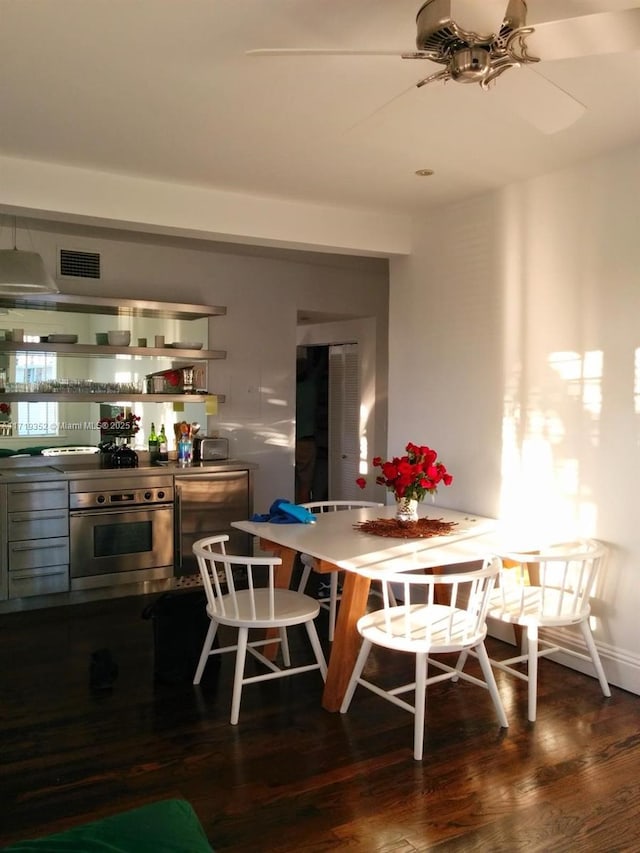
<box><xmin>0</xmin><ymin>465</ymin><xmax>63</xmax><ymax>481</ymax></box>
<box><xmin>0</xmin><ymin>456</ymin><xmax>257</xmax><ymax>613</ymax></box>
<box><xmin>0</xmin><ymin>458</ymin><xmax>257</xmax><ymax>482</ymax></box>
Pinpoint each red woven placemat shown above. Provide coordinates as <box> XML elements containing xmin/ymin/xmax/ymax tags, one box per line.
<box><xmin>353</xmin><ymin>517</ymin><xmax>458</xmax><ymax>539</ymax></box>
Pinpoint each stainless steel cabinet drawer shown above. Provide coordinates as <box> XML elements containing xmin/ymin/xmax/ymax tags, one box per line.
<box><xmin>8</xmin><ymin>537</ymin><xmax>70</xmax><ymax>571</ymax></box>
<box><xmin>7</xmin><ymin>482</ymin><xmax>69</xmax><ymax>512</ymax></box>
<box><xmin>8</xmin><ymin>509</ymin><xmax>69</xmax><ymax>541</ymax></box>
<box><xmin>8</xmin><ymin>565</ymin><xmax>69</xmax><ymax>598</ymax></box>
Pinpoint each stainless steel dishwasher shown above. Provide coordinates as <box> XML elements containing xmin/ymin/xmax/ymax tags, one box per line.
<box><xmin>174</xmin><ymin>470</ymin><xmax>254</xmax><ymax>576</ymax></box>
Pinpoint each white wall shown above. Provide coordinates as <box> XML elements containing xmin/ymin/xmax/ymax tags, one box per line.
<box><xmin>389</xmin><ymin>143</ymin><xmax>640</xmax><ymax>695</ymax></box>
<box><xmin>0</xmin><ymin>154</ymin><xmax>411</xmax><ymax>257</ymax></box>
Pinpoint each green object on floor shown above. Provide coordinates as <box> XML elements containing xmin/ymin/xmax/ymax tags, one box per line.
<box><xmin>2</xmin><ymin>799</ymin><xmax>213</xmax><ymax>852</ymax></box>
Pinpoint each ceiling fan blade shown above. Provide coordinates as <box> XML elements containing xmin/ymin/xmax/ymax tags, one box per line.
<box><xmin>527</xmin><ymin>7</ymin><xmax>640</xmax><ymax>62</ymax></box>
<box><xmin>342</xmin><ymin>81</ymin><xmax>421</xmax><ymax>137</ymax></box>
<box><xmin>246</xmin><ymin>48</ymin><xmax>405</xmax><ymax>57</ymax></box>
<box><xmin>492</xmin><ymin>65</ymin><xmax>586</xmax><ymax>135</ymax></box>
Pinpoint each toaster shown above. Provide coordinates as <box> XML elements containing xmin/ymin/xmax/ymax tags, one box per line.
<box><xmin>193</xmin><ymin>436</ymin><xmax>229</xmax><ymax>461</ymax></box>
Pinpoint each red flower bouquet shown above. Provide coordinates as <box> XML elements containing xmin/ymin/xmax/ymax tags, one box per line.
<box><xmin>357</xmin><ymin>441</ymin><xmax>453</xmax><ymax>501</ymax></box>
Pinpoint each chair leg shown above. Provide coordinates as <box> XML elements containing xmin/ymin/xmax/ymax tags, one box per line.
<box><xmin>452</xmin><ymin>649</ymin><xmax>470</xmax><ymax>680</ymax></box>
<box><xmin>386</xmin><ymin>583</ymin><xmax>397</xmax><ymax>607</ymax></box>
<box><xmin>230</xmin><ymin>627</ymin><xmax>249</xmax><ymax>725</ymax></box>
<box><xmin>474</xmin><ymin>641</ymin><xmax>509</xmax><ymax>729</ymax></box>
<box><xmin>279</xmin><ymin>628</ymin><xmax>291</xmax><ymax>666</ymax></box>
<box><xmin>579</xmin><ymin>619</ymin><xmax>612</xmax><ymax>697</ymax></box>
<box><xmin>297</xmin><ymin>563</ymin><xmax>312</xmax><ymax>593</ymax></box>
<box><xmin>328</xmin><ymin>572</ymin><xmax>340</xmax><ymax>642</ymax></box>
<box><xmin>304</xmin><ymin>620</ymin><xmax>328</xmax><ymax>679</ymax></box>
<box><xmin>340</xmin><ymin>639</ymin><xmax>371</xmax><ymax>713</ymax></box>
<box><xmin>193</xmin><ymin>619</ymin><xmax>218</xmax><ymax>685</ymax></box>
<box><xmin>527</xmin><ymin>624</ymin><xmax>538</xmax><ymax>722</ymax></box>
<box><xmin>414</xmin><ymin>652</ymin><xmax>427</xmax><ymax>761</ymax></box>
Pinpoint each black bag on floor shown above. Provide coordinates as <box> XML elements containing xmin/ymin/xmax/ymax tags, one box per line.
<box><xmin>142</xmin><ymin>589</ymin><xmax>221</xmax><ymax>686</ymax></box>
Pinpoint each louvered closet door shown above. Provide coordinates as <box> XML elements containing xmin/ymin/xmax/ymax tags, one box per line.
<box><xmin>328</xmin><ymin>343</ymin><xmax>360</xmax><ymax>500</ymax></box>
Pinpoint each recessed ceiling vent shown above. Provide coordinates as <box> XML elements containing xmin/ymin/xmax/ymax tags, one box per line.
<box><xmin>59</xmin><ymin>249</ymin><xmax>101</xmax><ymax>279</ymax></box>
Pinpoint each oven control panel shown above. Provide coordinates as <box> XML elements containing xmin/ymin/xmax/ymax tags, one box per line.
<box><xmin>69</xmin><ymin>476</ymin><xmax>174</xmax><ymax>509</ymax></box>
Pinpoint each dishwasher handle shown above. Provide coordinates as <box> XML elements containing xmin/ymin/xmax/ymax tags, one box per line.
<box><xmin>174</xmin><ymin>487</ymin><xmax>182</xmax><ymax>569</ymax></box>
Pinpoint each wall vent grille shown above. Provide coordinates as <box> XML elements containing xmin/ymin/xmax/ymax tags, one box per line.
<box><xmin>59</xmin><ymin>249</ymin><xmax>101</xmax><ymax>279</ymax></box>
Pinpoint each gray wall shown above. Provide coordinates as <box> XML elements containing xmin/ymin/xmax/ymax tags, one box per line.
<box><xmin>3</xmin><ymin>220</ymin><xmax>389</xmax><ymax>512</ymax></box>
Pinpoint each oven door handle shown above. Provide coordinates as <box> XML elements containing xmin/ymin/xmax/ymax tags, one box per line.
<box><xmin>70</xmin><ymin>504</ymin><xmax>172</xmax><ymax>519</ymax></box>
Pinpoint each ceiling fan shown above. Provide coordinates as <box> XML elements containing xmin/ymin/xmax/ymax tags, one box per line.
<box><xmin>247</xmin><ymin>0</ymin><xmax>640</xmax><ymax>133</ymax></box>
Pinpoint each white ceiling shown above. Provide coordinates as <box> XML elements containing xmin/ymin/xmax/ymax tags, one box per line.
<box><xmin>2</xmin><ymin>0</ymin><xmax>639</xmax><ymax>217</ymax></box>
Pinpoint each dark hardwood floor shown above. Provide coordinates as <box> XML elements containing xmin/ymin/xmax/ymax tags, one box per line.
<box><xmin>1</xmin><ymin>590</ymin><xmax>639</xmax><ymax>852</ymax></box>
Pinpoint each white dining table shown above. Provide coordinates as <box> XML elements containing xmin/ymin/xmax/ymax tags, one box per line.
<box><xmin>232</xmin><ymin>504</ymin><xmax>500</xmax><ymax>712</ymax></box>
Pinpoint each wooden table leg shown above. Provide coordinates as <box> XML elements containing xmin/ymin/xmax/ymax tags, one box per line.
<box><xmin>430</xmin><ymin>566</ymin><xmax>449</xmax><ymax>605</ymax></box>
<box><xmin>258</xmin><ymin>538</ymin><xmax>296</xmax><ymax>660</ymax></box>
<box><xmin>321</xmin><ymin>570</ymin><xmax>371</xmax><ymax>712</ymax></box>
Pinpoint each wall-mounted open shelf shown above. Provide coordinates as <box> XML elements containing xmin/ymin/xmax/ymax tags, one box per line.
<box><xmin>0</xmin><ymin>342</ymin><xmax>226</xmax><ymax>359</ymax></box>
<box><xmin>0</xmin><ymin>294</ymin><xmax>227</xmax><ymax>320</ymax></box>
<box><xmin>0</xmin><ymin>393</ymin><xmax>225</xmax><ymax>404</ymax></box>
<box><xmin>0</xmin><ymin>295</ymin><xmax>228</xmax><ymax>421</ymax></box>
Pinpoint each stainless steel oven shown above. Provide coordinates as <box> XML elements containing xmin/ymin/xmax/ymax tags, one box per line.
<box><xmin>69</xmin><ymin>475</ymin><xmax>174</xmax><ymax>590</ymax></box>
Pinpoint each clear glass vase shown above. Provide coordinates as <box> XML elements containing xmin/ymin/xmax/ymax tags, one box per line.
<box><xmin>395</xmin><ymin>496</ymin><xmax>419</xmax><ymax>522</ymax></box>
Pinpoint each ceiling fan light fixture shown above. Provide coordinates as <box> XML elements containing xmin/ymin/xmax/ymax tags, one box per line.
<box><xmin>415</xmin><ymin>0</ymin><xmax>528</xmax><ymax>52</ymax></box>
<box><xmin>412</xmin><ymin>0</ymin><xmax>537</xmax><ymax>88</ymax></box>
<box><xmin>0</xmin><ymin>218</ymin><xmax>59</xmax><ymax>296</ymax></box>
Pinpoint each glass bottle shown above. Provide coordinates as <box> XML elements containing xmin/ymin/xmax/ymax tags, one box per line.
<box><xmin>158</xmin><ymin>424</ymin><xmax>169</xmax><ymax>462</ymax></box>
<box><xmin>148</xmin><ymin>421</ymin><xmax>159</xmax><ymax>462</ymax></box>
<box><xmin>177</xmin><ymin>428</ymin><xmax>192</xmax><ymax>466</ymax></box>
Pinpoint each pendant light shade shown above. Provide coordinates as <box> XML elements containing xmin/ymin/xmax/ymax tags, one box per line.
<box><xmin>0</xmin><ymin>218</ymin><xmax>59</xmax><ymax>295</ymax></box>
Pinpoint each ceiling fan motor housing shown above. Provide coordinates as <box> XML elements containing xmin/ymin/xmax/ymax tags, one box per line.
<box><xmin>450</xmin><ymin>47</ymin><xmax>491</xmax><ymax>82</ymax></box>
<box><xmin>415</xmin><ymin>0</ymin><xmax>528</xmax><ymax>58</ymax></box>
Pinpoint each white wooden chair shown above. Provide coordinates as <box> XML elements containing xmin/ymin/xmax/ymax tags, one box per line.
<box><xmin>192</xmin><ymin>534</ymin><xmax>327</xmax><ymax>724</ymax></box>
<box><xmin>463</xmin><ymin>539</ymin><xmax>611</xmax><ymax>722</ymax></box>
<box><xmin>297</xmin><ymin>500</ymin><xmax>385</xmax><ymax>641</ymax></box>
<box><xmin>340</xmin><ymin>557</ymin><xmax>508</xmax><ymax>760</ymax></box>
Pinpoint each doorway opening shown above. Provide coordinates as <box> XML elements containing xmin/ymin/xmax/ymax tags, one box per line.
<box><xmin>295</xmin><ymin>342</ymin><xmax>360</xmax><ymax>503</ymax></box>
<box><xmin>295</xmin><ymin>345</ymin><xmax>328</xmax><ymax>503</ymax></box>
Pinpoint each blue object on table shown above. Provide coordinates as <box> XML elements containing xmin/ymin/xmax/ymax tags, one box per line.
<box><xmin>250</xmin><ymin>498</ymin><xmax>317</xmax><ymax>524</ymax></box>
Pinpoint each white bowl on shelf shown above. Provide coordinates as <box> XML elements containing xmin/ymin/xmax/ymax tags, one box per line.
<box><xmin>107</xmin><ymin>330</ymin><xmax>131</xmax><ymax>346</ymax></box>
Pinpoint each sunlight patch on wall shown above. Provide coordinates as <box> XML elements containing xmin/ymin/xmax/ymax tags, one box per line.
<box><xmin>254</xmin><ymin>427</ymin><xmax>290</xmax><ymax>447</ymax></box>
<box><xmin>548</xmin><ymin>349</ymin><xmax>603</xmax><ymax>419</ymax></box>
<box><xmin>634</xmin><ymin>348</ymin><xmax>640</xmax><ymax>415</ymax></box>
<box><xmin>499</xmin><ymin>348</ymin><xmax>603</xmax><ymax>541</ymax></box>
<box><xmin>359</xmin><ymin>401</ymin><xmax>373</xmax><ymax>476</ymax></box>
